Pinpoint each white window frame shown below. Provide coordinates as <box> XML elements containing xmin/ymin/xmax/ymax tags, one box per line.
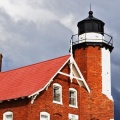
<box><xmin>3</xmin><ymin>111</ymin><xmax>13</xmax><ymax>120</ymax></box>
<box><xmin>69</xmin><ymin>88</ymin><xmax>78</xmax><ymax>108</ymax></box>
<box><xmin>40</xmin><ymin>112</ymin><xmax>50</xmax><ymax>120</ymax></box>
<box><xmin>53</xmin><ymin>83</ymin><xmax>62</xmax><ymax>104</ymax></box>
<box><xmin>68</xmin><ymin>113</ymin><xmax>78</xmax><ymax>120</ymax></box>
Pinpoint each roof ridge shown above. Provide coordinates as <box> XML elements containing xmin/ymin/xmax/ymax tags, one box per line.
<box><xmin>1</xmin><ymin>54</ymin><xmax>70</xmax><ymax>73</ymax></box>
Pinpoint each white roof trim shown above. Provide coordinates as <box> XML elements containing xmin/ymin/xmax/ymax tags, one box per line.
<box><xmin>70</xmin><ymin>56</ymin><xmax>90</xmax><ymax>93</ymax></box>
<box><xmin>29</xmin><ymin>55</ymin><xmax>90</xmax><ymax>99</ymax></box>
<box><xmin>29</xmin><ymin>56</ymin><xmax>71</xmax><ymax>97</ymax></box>
<box><xmin>59</xmin><ymin>56</ymin><xmax>90</xmax><ymax>93</ymax></box>
<box><xmin>58</xmin><ymin>71</ymin><xmax>83</xmax><ymax>81</ymax></box>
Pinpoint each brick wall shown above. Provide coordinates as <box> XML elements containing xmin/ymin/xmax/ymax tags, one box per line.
<box><xmin>0</xmin><ymin>64</ymin><xmax>81</xmax><ymax>120</ymax></box>
<box><xmin>27</xmin><ymin>65</ymin><xmax>81</xmax><ymax>120</ymax></box>
<box><xmin>0</xmin><ymin>46</ymin><xmax>114</xmax><ymax>120</ymax></box>
<box><xmin>74</xmin><ymin>46</ymin><xmax>114</xmax><ymax>120</ymax></box>
<box><xmin>0</xmin><ymin>98</ymin><xmax>28</xmax><ymax>120</ymax></box>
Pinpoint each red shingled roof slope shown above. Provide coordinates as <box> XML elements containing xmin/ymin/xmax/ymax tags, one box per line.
<box><xmin>0</xmin><ymin>55</ymin><xmax>70</xmax><ymax>101</ymax></box>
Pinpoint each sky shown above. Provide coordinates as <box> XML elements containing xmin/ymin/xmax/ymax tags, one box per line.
<box><xmin>0</xmin><ymin>0</ymin><xmax>120</xmax><ymax>117</ymax></box>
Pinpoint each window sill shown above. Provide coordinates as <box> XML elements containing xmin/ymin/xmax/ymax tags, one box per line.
<box><xmin>69</xmin><ymin>104</ymin><xmax>78</xmax><ymax>108</ymax></box>
<box><xmin>53</xmin><ymin>100</ymin><xmax>63</xmax><ymax>105</ymax></box>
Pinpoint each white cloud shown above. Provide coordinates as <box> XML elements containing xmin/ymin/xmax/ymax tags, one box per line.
<box><xmin>60</xmin><ymin>14</ymin><xmax>77</xmax><ymax>34</ymax></box>
<box><xmin>0</xmin><ymin>0</ymin><xmax>77</xmax><ymax>33</ymax></box>
<box><xmin>0</xmin><ymin>0</ymin><xmax>56</xmax><ymax>24</ymax></box>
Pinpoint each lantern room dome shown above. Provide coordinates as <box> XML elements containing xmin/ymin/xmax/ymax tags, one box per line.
<box><xmin>77</xmin><ymin>11</ymin><xmax>105</xmax><ymax>35</ymax></box>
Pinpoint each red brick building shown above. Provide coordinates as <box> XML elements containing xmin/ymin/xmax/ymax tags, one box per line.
<box><xmin>0</xmin><ymin>11</ymin><xmax>114</xmax><ymax>120</ymax></box>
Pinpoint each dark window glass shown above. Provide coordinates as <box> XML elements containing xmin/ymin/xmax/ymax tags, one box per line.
<box><xmin>93</xmin><ymin>22</ymin><xmax>99</xmax><ymax>32</ymax></box>
<box><xmin>54</xmin><ymin>86</ymin><xmax>60</xmax><ymax>102</ymax></box>
<box><xmin>41</xmin><ymin>115</ymin><xmax>48</xmax><ymax>120</ymax></box>
<box><xmin>6</xmin><ymin>115</ymin><xmax>12</xmax><ymax>119</ymax></box>
<box><xmin>85</xmin><ymin>22</ymin><xmax>92</xmax><ymax>32</ymax></box>
<box><xmin>69</xmin><ymin>91</ymin><xmax>76</xmax><ymax>105</ymax></box>
<box><xmin>79</xmin><ymin>24</ymin><xmax>84</xmax><ymax>34</ymax></box>
<box><xmin>98</xmin><ymin>23</ymin><xmax>101</xmax><ymax>31</ymax></box>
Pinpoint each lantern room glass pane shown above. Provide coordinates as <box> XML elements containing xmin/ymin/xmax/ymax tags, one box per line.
<box><xmin>93</xmin><ymin>22</ymin><xmax>99</xmax><ymax>32</ymax></box>
<box><xmin>85</xmin><ymin>22</ymin><xmax>92</xmax><ymax>32</ymax></box>
<box><xmin>79</xmin><ymin>24</ymin><xmax>84</xmax><ymax>34</ymax></box>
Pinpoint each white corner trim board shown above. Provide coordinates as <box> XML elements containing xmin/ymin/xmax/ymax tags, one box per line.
<box><xmin>102</xmin><ymin>48</ymin><xmax>113</xmax><ymax>100</ymax></box>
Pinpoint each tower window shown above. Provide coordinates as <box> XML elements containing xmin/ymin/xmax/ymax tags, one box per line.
<box><xmin>93</xmin><ymin>22</ymin><xmax>99</xmax><ymax>32</ymax></box>
<box><xmin>85</xmin><ymin>22</ymin><xmax>92</xmax><ymax>32</ymax></box>
<box><xmin>69</xmin><ymin>88</ymin><xmax>77</xmax><ymax>108</ymax></box>
<box><xmin>84</xmin><ymin>22</ymin><xmax>100</xmax><ymax>33</ymax></box>
<box><xmin>53</xmin><ymin>83</ymin><xmax>62</xmax><ymax>104</ymax></box>
<box><xmin>79</xmin><ymin>24</ymin><xmax>84</xmax><ymax>34</ymax></box>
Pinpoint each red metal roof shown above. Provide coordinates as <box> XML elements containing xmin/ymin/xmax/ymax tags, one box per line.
<box><xmin>0</xmin><ymin>55</ymin><xmax>70</xmax><ymax>101</ymax></box>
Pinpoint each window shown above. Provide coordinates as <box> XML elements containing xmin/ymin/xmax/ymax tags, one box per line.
<box><xmin>79</xmin><ymin>24</ymin><xmax>84</xmax><ymax>34</ymax></box>
<box><xmin>85</xmin><ymin>22</ymin><xmax>92</xmax><ymax>32</ymax></box>
<box><xmin>85</xmin><ymin>22</ymin><xmax>100</xmax><ymax>33</ymax></box>
<box><xmin>40</xmin><ymin>112</ymin><xmax>50</xmax><ymax>120</ymax></box>
<box><xmin>68</xmin><ymin>113</ymin><xmax>78</xmax><ymax>120</ymax></box>
<box><xmin>3</xmin><ymin>111</ymin><xmax>13</xmax><ymax>120</ymax></box>
<box><xmin>53</xmin><ymin>83</ymin><xmax>62</xmax><ymax>104</ymax></box>
<box><xmin>93</xmin><ymin>22</ymin><xmax>99</xmax><ymax>32</ymax></box>
<box><xmin>69</xmin><ymin>88</ymin><xmax>77</xmax><ymax>108</ymax></box>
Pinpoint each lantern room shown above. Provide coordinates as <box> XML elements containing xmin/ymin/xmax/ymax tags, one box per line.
<box><xmin>77</xmin><ymin>11</ymin><xmax>105</xmax><ymax>35</ymax></box>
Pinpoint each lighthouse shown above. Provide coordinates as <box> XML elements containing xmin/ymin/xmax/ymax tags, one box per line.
<box><xmin>72</xmin><ymin>11</ymin><xmax>114</xmax><ymax>119</ymax></box>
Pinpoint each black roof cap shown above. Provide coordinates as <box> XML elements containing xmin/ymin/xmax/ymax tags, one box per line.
<box><xmin>77</xmin><ymin>11</ymin><xmax>105</xmax><ymax>26</ymax></box>
<box><xmin>89</xmin><ymin>11</ymin><xmax>93</xmax><ymax>17</ymax></box>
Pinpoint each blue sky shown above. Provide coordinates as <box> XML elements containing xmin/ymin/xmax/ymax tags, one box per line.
<box><xmin>0</xmin><ymin>0</ymin><xmax>120</xmax><ymax>117</ymax></box>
